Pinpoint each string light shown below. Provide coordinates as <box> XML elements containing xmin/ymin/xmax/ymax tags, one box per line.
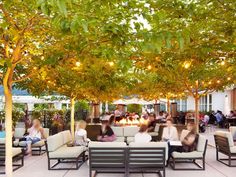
<box><xmin>208</xmin><ymin>81</ymin><xmax>212</xmax><ymax>85</ymax></box>
<box><xmin>75</xmin><ymin>61</ymin><xmax>81</xmax><ymax>67</ymax></box>
<box><xmin>147</xmin><ymin>65</ymin><xmax>152</xmax><ymax>70</ymax></box>
<box><xmin>109</xmin><ymin>61</ymin><xmax>114</xmax><ymax>66</ymax></box>
<box><xmin>183</xmin><ymin>61</ymin><xmax>191</xmax><ymax>69</ymax></box>
<box><xmin>227</xmin><ymin>77</ymin><xmax>231</xmax><ymax>81</ymax></box>
<box><xmin>33</xmin><ymin>67</ymin><xmax>37</xmax><ymax>70</ymax></box>
<box><xmin>220</xmin><ymin>61</ymin><xmax>225</xmax><ymax>66</ymax></box>
<box><xmin>217</xmin><ymin>80</ymin><xmax>220</xmax><ymax>84</ymax></box>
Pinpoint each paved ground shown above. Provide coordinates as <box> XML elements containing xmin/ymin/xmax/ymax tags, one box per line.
<box><xmin>5</xmin><ymin>127</ymin><xmax>236</xmax><ymax>177</ymax></box>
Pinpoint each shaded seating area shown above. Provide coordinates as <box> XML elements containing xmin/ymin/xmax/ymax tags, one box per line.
<box><xmin>0</xmin><ymin>141</ymin><xmax>24</xmax><ymax>174</ymax></box>
<box><xmin>45</xmin><ymin>130</ymin><xmax>86</xmax><ymax>170</ymax></box>
<box><xmin>214</xmin><ymin>131</ymin><xmax>236</xmax><ymax>167</ymax></box>
<box><xmin>169</xmin><ymin>135</ymin><xmax>208</xmax><ymax>170</ymax></box>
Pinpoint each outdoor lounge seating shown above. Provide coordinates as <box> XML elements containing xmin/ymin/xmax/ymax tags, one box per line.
<box><xmin>0</xmin><ymin>140</ymin><xmax>24</xmax><ymax>174</ymax></box>
<box><xmin>214</xmin><ymin>131</ymin><xmax>236</xmax><ymax>167</ymax></box>
<box><xmin>45</xmin><ymin>130</ymin><xmax>86</xmax><ymax>170</ymax></box>
<box><xmin>89</xmin><ymin>142</ymin><xmax>127</xmax><ymax>177</ymax></box>
<box><xmin>128</xmin><ymin>142</ymin><xmax>167</xmax><ymax>177</ymax></box>
<box><xmin>16</xmin><ymin>128</ymin><xmax>50</xmax><ymax>155</ymax></box>
<box><xmin>89</xmin><ymin>141</ymin><xmax>167</xmax><ymax>177</ymax></box>
<box><xmin>229</xmin><ymin>126</ymin><xmax>236</xmax><ymax>141</ymax></box>
<box><xmin>170</xmin><ymin>134</ymin><xmax>208</xmax><ymax>170</ymax></box>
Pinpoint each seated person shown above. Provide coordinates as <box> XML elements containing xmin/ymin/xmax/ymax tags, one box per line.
<box><xmin>147</xmin><ymin>113</ymin><xmax>156</xmax><ymax>132</ymax></box>
<box><xmin>162</xmin><ymin>119</ymin><xmax>178</xmax><ymax>141</ymax></box>
<box><xmin>167</xmin><ymin>123</ymin><xmax>198</xmax><ymax>162</ymax></box>
<box><xmin>25</xmin><ymin>119</ymin><xmax>45</xmax><ymax>155</ymax></box>
<box><xmin>97</xmin><ymin>120</ymin><xmax>116</xmax><ymax>142</ymax></box>
<box><xmin>181</xmin><ymin>122</ymin><xmax>198</xmax><ymax>152</ymax></box>
<box><xmin>134</xmin><ymin>124</ymin><xmax>152</xmax><ymax>143</ymax></box>
<box><xmin>75</xmin><ymin>120</ymin><xmax>89</xmax><ymax>146</ymax></box>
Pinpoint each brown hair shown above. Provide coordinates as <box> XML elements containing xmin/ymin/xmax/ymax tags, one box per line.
<box><xmin>139</xmin><ymin>124</ymin><xmax>148</xmax><ymax>133</ymax></box>
<box><xmin>166</xmin><ymin>118</ymin><xmax>173</xmax><ymax>123</ymax></box>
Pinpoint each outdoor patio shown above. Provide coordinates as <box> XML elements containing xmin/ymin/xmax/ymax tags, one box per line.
<box><xmin>9</xmin><ymin>127</ymin><xmax>234</xmax><ymax>177</ymax></box>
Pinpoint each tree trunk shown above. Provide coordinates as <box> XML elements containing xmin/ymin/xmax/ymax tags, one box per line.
<box><xmin>70</xmin><ymin>98</ymin><xmax>75</xmax><ymax>141</ymax></box>
<box><xmin>167</xmin><ymin>98</ymin><xmax>171</xmax><ymax>114</ymax></box>
<box><xmin>194</xmin><ymin>97</ymin><xmax>199</xmax><ymax>133</ymax></box>
<box><xmin>4</xmin><ymin>87</ymin><xmax>13</xmax><ymax>177</ymax></box>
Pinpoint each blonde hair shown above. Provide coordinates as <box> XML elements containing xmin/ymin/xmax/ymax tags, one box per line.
<box><xmin>76</xmin><ymin>120</ymin><xmax>87</xmax><ymax>130</ymax></box>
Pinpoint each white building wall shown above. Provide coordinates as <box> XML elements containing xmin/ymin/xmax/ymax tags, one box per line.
<box><xmin>185</xmin><ymin>90</ymin><xmax>232</xmax><ymax>114</ymax></box>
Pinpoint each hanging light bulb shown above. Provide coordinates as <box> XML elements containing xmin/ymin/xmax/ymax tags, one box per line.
<box><xmin>183</xmin><ymin>61</ymin><xmax>191</xmax><ymax>69</ymax></box>
<box><xmin>109</xmin><ymin>61</ymin><xmax>114</xmax><ymax>66</ymax></box>
<box><xmin>147</xmin><ymin>65</ymin><xmax>152</xmax><ymax>70</ymax></box>
<box><xmin>208</xmin><ymin>81</ymin><xmax>212</xmax><ymax>85</ymax></box>
<box><xmin>76</xmin><ymin>61</ymin><xmax>81</xmax><ymax>67</ymax></box>
<box><xmin>217</xmin><ymin>80</ymin><xmax>220</xmax><ymax>84</ymax></box>
<box><xmin>227</xmin><ymin>77</ymin><xmax>231</xmax><ymax>81</ymax></box>
<box><xmin>220</xmin><ymin>61</ymin><xmax>225</xmax><ymax>66</ymax></box>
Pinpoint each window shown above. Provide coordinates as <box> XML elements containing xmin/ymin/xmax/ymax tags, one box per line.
<box><xmin>181</xmin><ymin>99</ymin><xmax>187</xmax><ymax>112</ymax></box>
<box><xmin>199</xmin><ymin>95</ymin><xmax>208</xmax><ymax>112</ymax></box>
<box><xmin>175</xmin><ymin>100</ymin><xmax>180</xmax><ymax>111</ymax></box>
<box><xmin>208</xmin><ymin>94</ymin><xmax>212</xmax><ymax>111</ymax></box>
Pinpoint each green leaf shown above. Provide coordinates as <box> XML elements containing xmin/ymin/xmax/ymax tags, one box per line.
<box><xmin>57</xmin><ymin>0</ymin><xmax>67</xmax><ymax>17</ymax></box>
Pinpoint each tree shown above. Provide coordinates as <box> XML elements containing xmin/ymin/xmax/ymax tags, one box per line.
<box><xmin>0</xmin><ymin>1</ymin><xmax>55</xmax><ymax>175</ymax></box>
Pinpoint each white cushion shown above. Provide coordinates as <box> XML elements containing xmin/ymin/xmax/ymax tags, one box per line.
<box><xmin>129</xmin><ymin>142</ymin><xmax>168</xmax><ymax>160</ymax></box>
<box><xmin>229</xmin><ymin>126</ymin><xmax>236</xmax><ymax>141</ymax></box>
<box><xmin>215</xmin><ymin>131</ymin><xmax>234</xmax><ymax>147</ymax></box>
<box><xmin>60</xmin><ymin>130</ymin><xmax>72</xmax><ymax>144</ymax></box>
<box><xmin>0</xmin><ymin>138</ymin><xmax>5</xmax><ymax>144</ymax></box>
<box><xmin>47</xmin><ymin>133</ymin><xmax>64</xmax><ymax>152</ymax></box>
<box><xmin>148</xmin><ymin>132</ymin><xmax>158</xmax><ymax>136</ymax></box>
<box><xmin>124</xmin><ymin>126</ymin><xmax>139</xmax><ymax>137</ymax></box>
<box><xmin>114</xmin><ymin>137</ymin><xmax>125</xmax><ymax>142</ymax></box>
<box><xmin>14</xmin><ymin>128</ymin><xmax>25</xmax><ymax>138</ymax></box>
<box><xmin>230</xmin><ymin>146</ymin><xmax>236</xmax><ymax>153</ymax></box>
<box><xmin>49</xmin><ymin>146</ymin><xmax>84</xmax><ymax>158</ymax></box>
<box><xmin>172</xmin><ymin>151</ymin><xmax>203</xmax><ymax>158</ymax></box>
<box><xmin>43</xmin><ymin>128</ymin><xmax>50</xmax><ymax>138</ymax></box>
<box><xmin>197</xmin><ymin>135</ymin><xmax>207</xmax><ymax>152</ymax></box>
<box><xmin>126</xmin><ymin>137</ymin><xmax>134</xmax><ymax>144</ymax></box>
<box><xmin>180</xmin><ymin>130</ymin><xmax>190</xmax><ymax>141</ymax></box>
<box><xmin>32</xmin><ymin>140</ymin><xmax>45</xmax><ymax>147</ymax></box>
<box><xmin>111</xmin><ymin>127</ymin><xmax>124</xmax><ymax>137</ymax></box>
<box><xmin>12</xmin><ymin>147</ymin><xmax>22</xmax><ymax>157</ymax></box>
<box><xmin>89</xmin><ymin>142</ymin><xmax>127</xmax><ymax>148</ymax></box>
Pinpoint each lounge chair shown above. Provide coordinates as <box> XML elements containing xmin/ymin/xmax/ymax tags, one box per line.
<box><xmin>170</xmin><ymin>134</ymin><xmax>208</xmax><ymax>170</ymax></box>
<box><xmin>214</xmin><ymin>131</ymin><xmax>236</xmax><ymax>167</ymax></box>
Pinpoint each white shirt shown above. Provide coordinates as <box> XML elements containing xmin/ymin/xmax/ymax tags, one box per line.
<box><xmin>162</xmin><ymin>126</ymin><xmax>179</xmax><ymax>141</ymax></box>
<box><xmin>75</xmin><ymin>129</ymin><xmax>87</xmax><ymax>145</ymax></box>
<box><xmin>29</xmin><ymin>127</ymin><xmax>42</xmax><ymax>139</ymax></box>
<box><xmin>134</xmin><ymin>132</ymin><xmax>152</xmax><ymax>143</ymax></box>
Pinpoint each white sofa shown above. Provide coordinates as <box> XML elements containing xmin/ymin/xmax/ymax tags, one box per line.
<box><xmin>124</xmin><ymin>126</ymin><xmax>139</xmax><ymax>144</ymax></box>
<box><xmin>46</xmin><ymin>130</ymin><xmax>86</xmax><ymax>170</ymax></box>
<box><xmin>214</xmin><ymin>131</ymin><xmax>236</xmax><ymax>167</ymax></box>
<box><xmin>111</xmin><ymin>127</ymin><xmax>125</xmax><ymax>142</ymax></box>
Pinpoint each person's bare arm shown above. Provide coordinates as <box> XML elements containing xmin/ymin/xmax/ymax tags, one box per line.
<box><xmin>182</xmin><ymin>135</ymin><xmax>195</xmax><ymax>146</ymax></box>
<box><xmin>39</xmin><ymin>128</ymin><xmax>45</xmax><ymax>139</ymax></box>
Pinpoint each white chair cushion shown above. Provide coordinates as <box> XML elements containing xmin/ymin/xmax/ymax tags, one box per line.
<box><xmin>197</xmin><ymin>135</ymin><xmax>207</xmax><ymax>152</ymax></box>
<box><xmin>229</xmin><ymin>126</ymin><xmax>236</xmax><ymax>141</ymax></box>
<box><xmin>14</xmin><ymin>128</ymin><xmax>25</xmax><ymax>139</ymax></box>
<box><xmin>47</xmin><ymin>133</ymin><xmax>64</xmax><ymax>152</ymax></box>
<box><xmin>172</xmin><ymin>151</ymin><xmax>203</xmax><ymax>158</ymax></box>
<box><xmin>89</xmin><ymin>142</ymin><xmax>127</xmax><ymax>148</ymax></box>
<box><xmin>126</xmin><ymin>137</ymin><xmax>134</xmax><ymax>144</ymax></box>
<box><xmin>111</xmin><ymin>127</ymin><xmax>124</xmax><ymax>137</ymax></box>
<box><xmin>129</xmin><ymin>142</ymin><xmax>168</xmax><ymax>160</ymax></box>
<box><xmin>230</xmin><ymin>146</ymin><xmax>236</xmax><ymax>153</ymax></box>
<box><xmin>0</xmin><ymin>138</ymin><xmax>5</xmax><ymax>144</ymax></box>
<box><xmin>124</xmin><ymin>126</ymin><xmax>139</xmax><ymax>137</ymax></box>
<box><xmin>32</xmin><ymin>140</ymin><xmax>45</xmax><ymax>147</ymax></box>
<box><xmin>49</xmin><ymin>146</ymin><xmax>85</xmax><ymax>158</ymax></box>
<box><xmin>114</xmin><ymin>137</ymin><xmax>125</xmax><ymax>142</ymax></box>
<box><xmin>12</xmin><ymin>147</ymin><xmax>22</xmax><ymax>157</ymax></box>
<box><xmin>215</xmin><ymin>131</ymin><xmax>234</xmax><ymax>147</ymax></box>
<box><xmin>60</xmin><ymin>130</ymin><xmax>72</xmax><ymax>144</ymax></box>
<box><xmin>148</xmin><ymin>132</ymin><xmax>159</xmax><ymax>136</ymax></box>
